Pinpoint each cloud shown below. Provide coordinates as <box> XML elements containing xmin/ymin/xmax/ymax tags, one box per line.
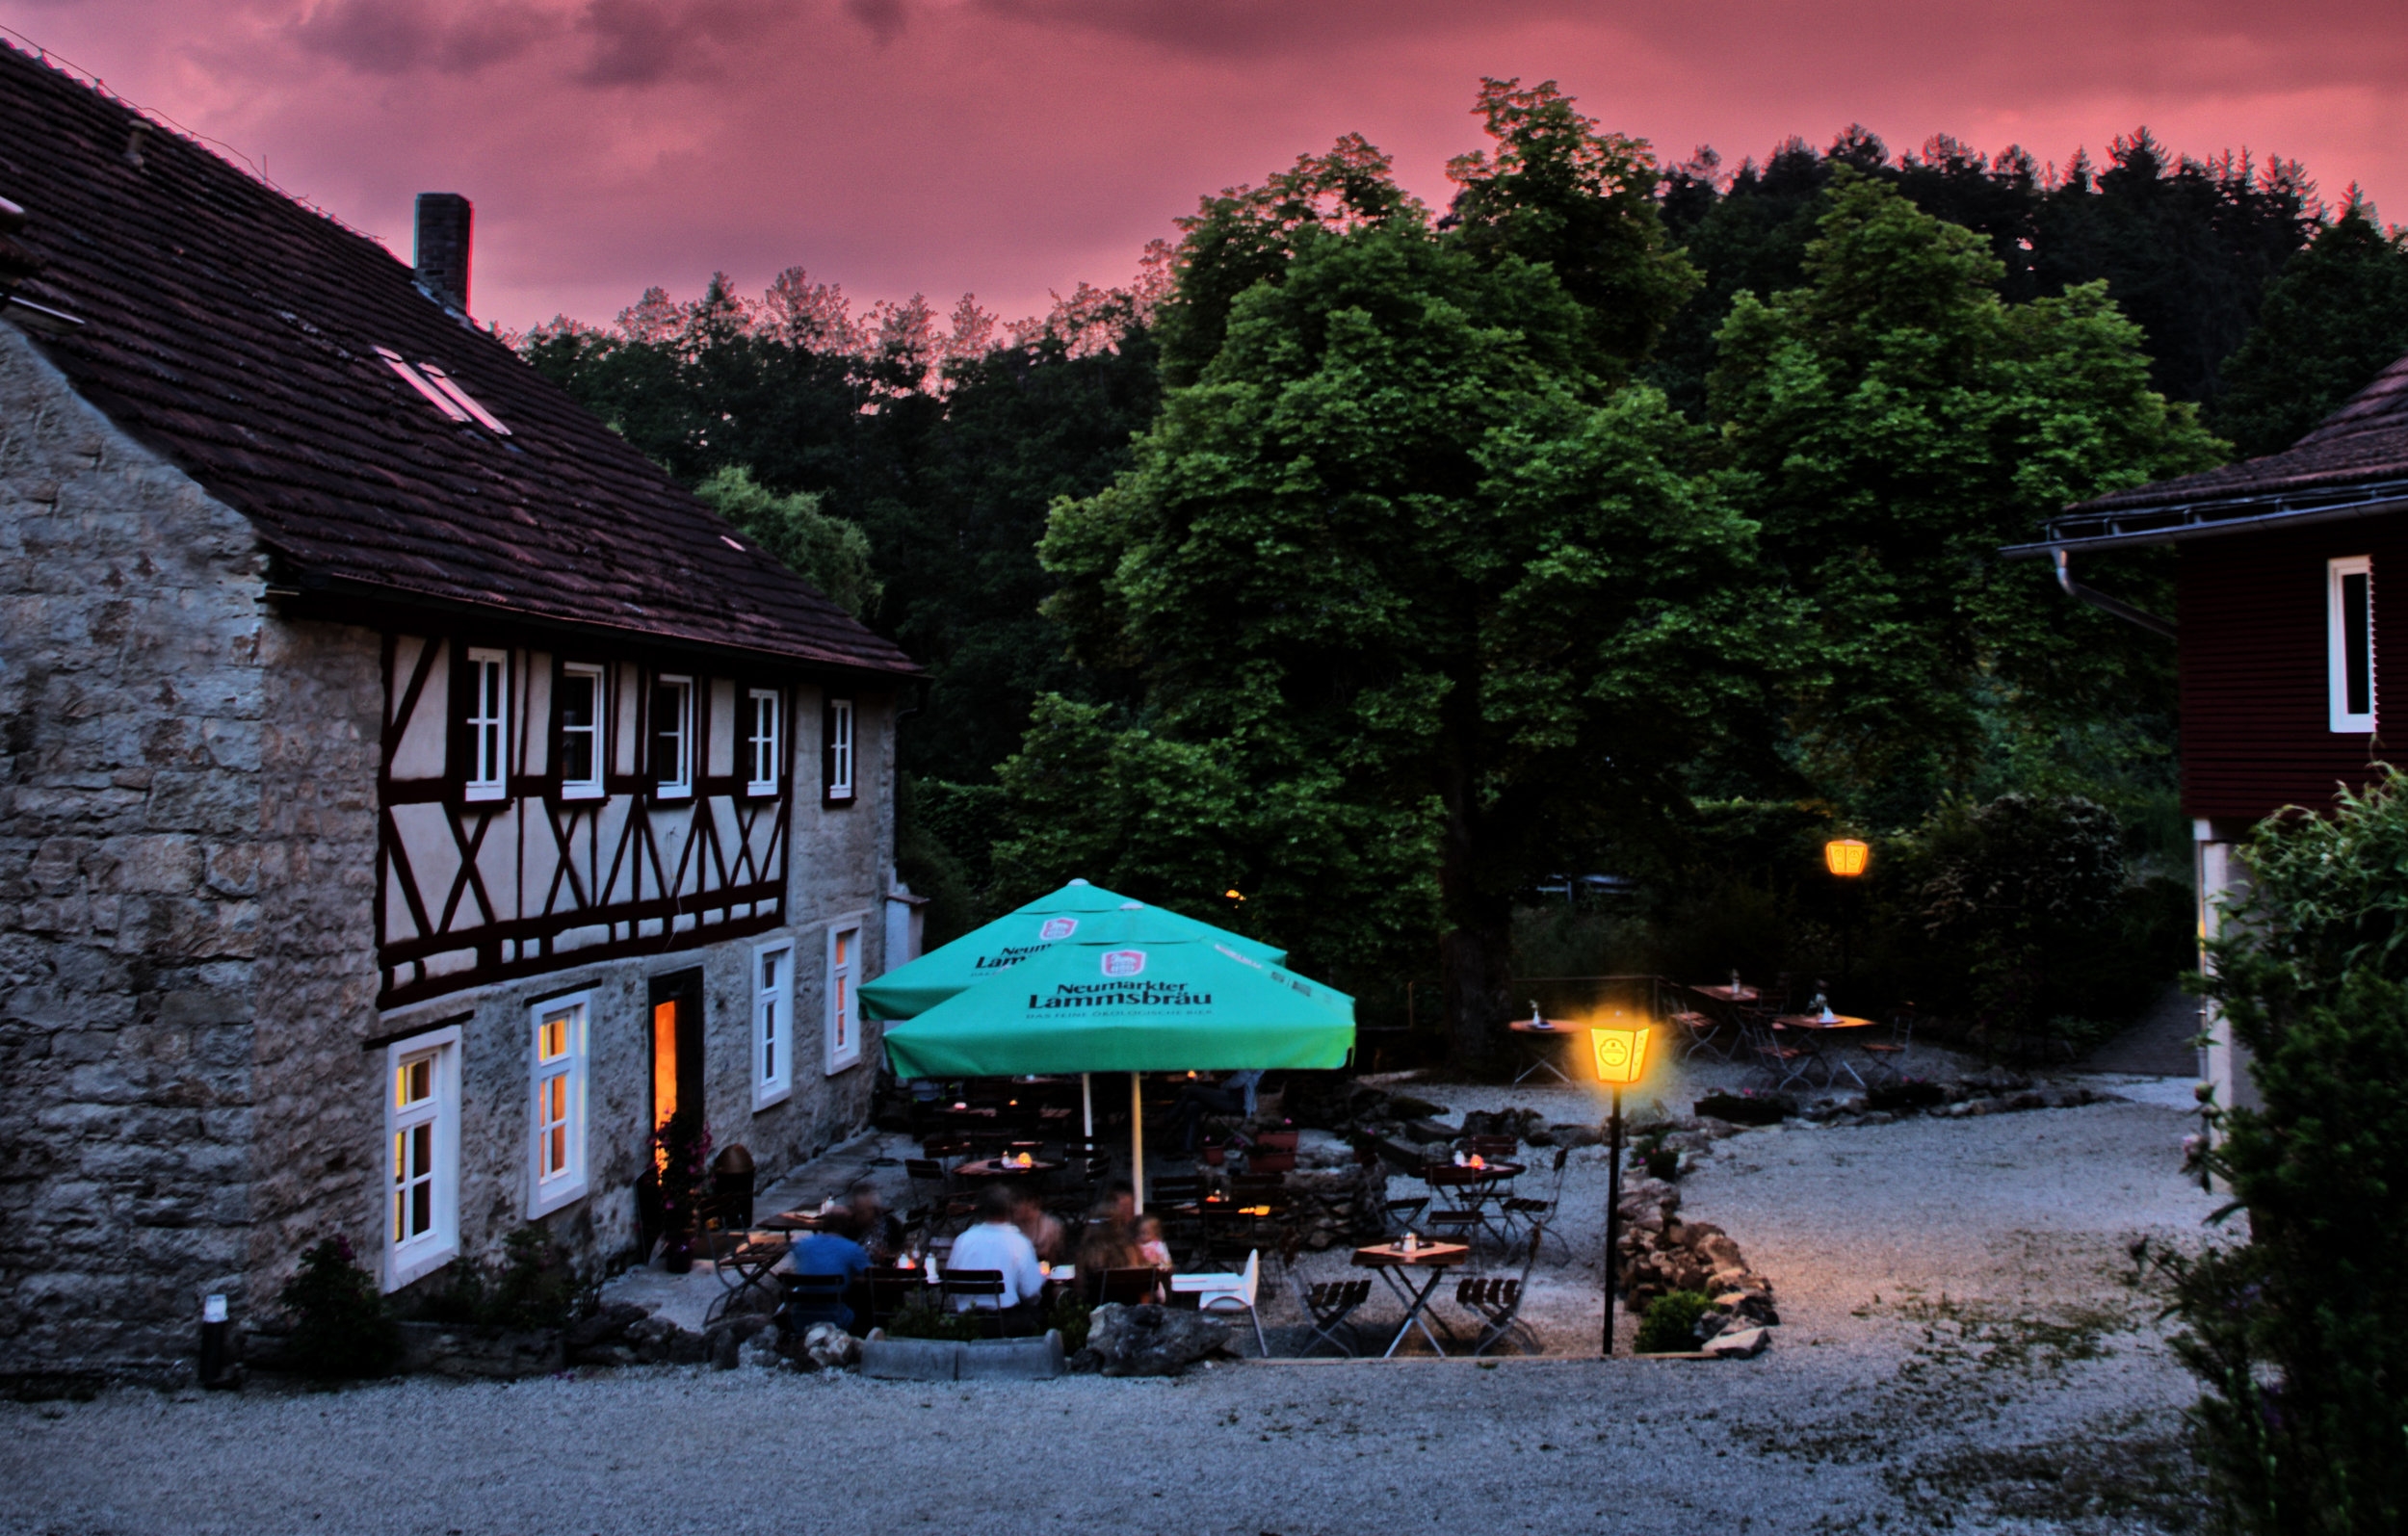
<box><xmin>290</xmin><ymin>0</ymin><xmax>560</xmax><ymax>77</ymax></box>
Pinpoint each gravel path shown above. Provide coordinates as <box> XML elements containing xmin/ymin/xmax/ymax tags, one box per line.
<box><xmin>0</xmin><ymin>1087</ymin><xmax>2220</xmax><ymax>1536</ymax></box>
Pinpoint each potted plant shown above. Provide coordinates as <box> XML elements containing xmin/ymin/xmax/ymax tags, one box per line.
<box><xmin>652</xmin><ymin>1106</ymin><xmax>712</xmax><ymax>1274</ymax></box>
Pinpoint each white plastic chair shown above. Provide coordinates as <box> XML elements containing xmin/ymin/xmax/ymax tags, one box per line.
<box><xmin>1170</xmin><ymin>1249</ymin><xmax>1266</xmax><ymax>1356</ymax></box>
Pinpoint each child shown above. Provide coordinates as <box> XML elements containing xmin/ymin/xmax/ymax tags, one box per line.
<box><xmin>1135</xmin><ymin>1214</ymin><xmax>1172</xmax><ymax>1272</ymax></box>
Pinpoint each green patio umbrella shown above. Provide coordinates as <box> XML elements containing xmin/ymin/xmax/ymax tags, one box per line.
<box><xmin>859</xmin><ymin>879</ymin><xmax>1283</xmax><ymax>1022</ymax></box>
<box><xmin>880</xmin><ymin>910</ymin><xmax>1352</xmax><ymax>1209</ymax></box>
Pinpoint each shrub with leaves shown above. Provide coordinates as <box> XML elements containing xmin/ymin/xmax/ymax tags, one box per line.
<box><xmin>279</xmin><ymin>1236</ymin><xmax>401</xmax><ymax>1380</ymax></box>
<box><xmin>2170</xmin><ymin>769</ymin><xmax>2408</xmax><ymax>1533</ymax></box>
<box><xmin>1634</xmin><ymin>1289</ymin><xmax>1713</xmax><ymax>1354</ymax></box>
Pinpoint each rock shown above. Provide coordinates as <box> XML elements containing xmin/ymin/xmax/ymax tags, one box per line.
<box><xmin>627</xmin><ymin>1315</ymin><xmax>708</xmax><ymax>1366</ymax></box>
<box><xmin>1693</xmin><ymin>1312</ymin><xmax>1733</xmax><ymax>1342</ymax></box>
<box><xmin>1704</xmin><ymin>1327</ymin><xmax>1769</xmax><ymax>1359</ymax></box>
<box><xmin>1549</xmin><ymin>1123</ymin><xmax>1605</xmax><ymax>1149</ymax></box>
<box><xmin>738</xmin><ymin>1335</ymin><xmax>783</xmax><ymax>1371</ymax></box>
<box><xmin>957</xmin><ymin>1333</ymin><xmax>1065</xmax><ymax>1381</ymax></box>
<box><xmin>1075</xmin><ymin>1303</ymin><xmax>1231</xmax><ymax>1378</ymax></box>
<box><xmin>1386</xmin><ymin>1094</ymin><xmax>1449</xmax><ymax>1119</ymax></box>
<box><xmin>2004</xmin><ymin>1090</ymin><xmax>2048</xmax><ymax>1112</ymax></box>
<box><xmin>396</xmin><ymin>1321</ymin><xmax>564</xmax><ymax>1380</ymax></box>
<box><xmin>1860</xmin><ymin>1110</ymin><xmax>1897</xmax><ymax>1126</ymax></box>
<box><xmin>1401</xmin><ymin>1118</ymin><xmax>1458</xmax><ymax>1146</ymax></box>
<box><xmin>860</xmin><ymin>1333</ymin><xmax>962</xmax><ymax>1382</ymax></box>
<box><xmin>564</xmin><ymin>1302</ymin><xmax>646</xmax><ymax>1353</ymax></box>
<box><xmin>800</xmin><ymin>1322</ymin><xmax>860</xmax><ymax>1370</ymax></box>
<box><xmin>1694</xmin><ymin>1235</ymin><xmax>1745</xmax><ymax>1270</ymax></box>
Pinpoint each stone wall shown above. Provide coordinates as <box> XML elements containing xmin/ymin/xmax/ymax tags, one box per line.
<box><xmin>0</xmin><ymin>323</ymin><xmax>270</xmax><ymax>1389</ymax></box>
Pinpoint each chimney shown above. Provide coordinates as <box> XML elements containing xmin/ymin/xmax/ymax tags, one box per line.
<box><xmin>413</xmin><ymin>193</ymin><xmax>473</xmax><ymax>315</ymax></box>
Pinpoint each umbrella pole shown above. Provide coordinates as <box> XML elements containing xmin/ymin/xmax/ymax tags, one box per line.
<box><xmin>1130</xmin><ymin>1073</ymin><xmax>1145</xmax><ymax>1214</ymax></box>
<box><xmin>1082</xmin><ymin>1073</ymin><xmax>1093</xmax><ymax>1139</ymax></box>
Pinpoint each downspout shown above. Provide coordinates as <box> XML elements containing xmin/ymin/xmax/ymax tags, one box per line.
<box><xmin>2053</xmin><ymin>549</ymin><xmax>2176</xmax><ymax>640</ymax></box>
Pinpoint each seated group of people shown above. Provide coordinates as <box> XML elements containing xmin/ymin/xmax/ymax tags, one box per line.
<box><xmin>781</xmin><ymin>1177</ymin><xmax>1181</xmax><ymax>1337</ymax></box>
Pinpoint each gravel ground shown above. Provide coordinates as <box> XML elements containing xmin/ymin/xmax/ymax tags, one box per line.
<box><xmin>0</xmin><ymin>1080</ymin><xmax>2221</xmax><ymax>1536</ymax></box>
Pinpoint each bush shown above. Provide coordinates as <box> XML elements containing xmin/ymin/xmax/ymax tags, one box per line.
<box><xmin>1634</xmin><ymin>1290</ymin><xmax>1713</xmax><ymax>1354</ymax></box>
<box><xmin>1866</xmin><ymin>1079</ymin><xmax>1947</xmax><ymax>1112</ymax></box>
<box><xmin>882</xmin><ymin>1297</ymin><xmax>986</xmax><ymax>1341</ymax></box>
<box><xmin>279</xmin><ymin>1236</ymin><xmax>401</xmax><ymax>1379</ymax></box>
<box><xmin>1045</xmin><ymin>1292</ymin><xmax>1093</xmax><ymax>1354</ymax></box>
<box><xmin>2170</xmin><ymin>769</ymin><xmax>2408</xmax><ymax>1533</ymax></box>
<box><xmin>1693</xmin><ymin>1090</ymin><xmax>1793</xmax><ymax>1126</ymax></box>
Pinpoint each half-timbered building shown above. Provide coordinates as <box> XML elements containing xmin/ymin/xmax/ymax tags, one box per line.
<box><xmin>2010</xmin><ymin>349</ymin><xmax>2408</xmax><ymax>1121</ymax></box>
<box><xmin>0</xmin><ymin>45</ymin><xmax>919</xmax><ymax>1388</ymax></box>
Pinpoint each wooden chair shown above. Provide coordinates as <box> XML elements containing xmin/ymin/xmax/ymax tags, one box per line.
<box><xmin>1672</xmin><ymin>1008</ymin><xmax>1735</xmax><ymax>1063</ymax></box>
<box><xmin>1380</xmin><ymin>1195</ymin><xmax>1429</xmax><ymax>1237</ymax></box>
<box><xmin>698</xmin><ymin>1199</ymin><xmax>787</xmax><ymax>1326</ymax></box>
<box><xmin>1859</xmin><ymin>1011</ymin><xmax>1916</xmax><ymax>1083</ymax></box>
<box><xmin>776</xmin><ymin>1270</ymin><xmax>851</xmax><ymax>1337</ymax></box>
<box><xmin>1088</xmin><ymin>1265</ymin><xmax>1164</xmax><ymax>1306</ymax></box>
<box><xmin>1502</xmin><ymin>1147</ymin><xmax>1572</xmax><ymax>1262</ymax></box>
<box><xmin>1294</xmin><ymin>1275</ymin><xmax>1374</xmax><ymax>1358</ymax></box>
<box><xmin>865</xmin><ymin>1268</ymin><xmax>926</xmax><ymax>1332</ymax></box>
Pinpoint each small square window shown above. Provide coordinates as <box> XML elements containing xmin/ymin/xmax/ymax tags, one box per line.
<box><xmin>559</xmin><ymin>664</ymin><xmax>605</xmax><ymax>799</ymax></box>
<box><xmin>651</xmin><ymin>676</ymin><xmax>694</xmax><ymax>797</ymax></box>
<box><xmin>464</xmin><ymin>648</ymin><xmax>509</xmax><ymax>802</ymax></box>
<box><xmin>746</xmin><ymin>689</ymin><xmax>782</xmax><ymax>797</ymax></box>
<box><xmin>2330</xmin><ymin>556</ymin><xmax>2376</xmax><ymax>733</ymax></box>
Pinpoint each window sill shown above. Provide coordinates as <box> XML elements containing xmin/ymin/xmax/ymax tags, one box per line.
<box><xmin>752</xmin><ymin>1084</ymin><xmax>794</xmax><ymax>1113</ymax></box>
<box><xmin>824</xmin><ymin>1056</ymin><xmax>862</xmax><ymax>1077</ymax></box>
<box><xmin>560</xmin><ymin>785</ymin><xmax>606</xmax><ymax>803</ymax></box>
<box><xmin>464</xmin><ymin>786</ymin><xmax>509</xmax><ymax>805</ymax></box>
<box><xmin>385</xmin><ymin>1238</ymin><xmax>458</xmax><ymax>1294</ymax></box>
<box><xmin>528</xmin><ymin>1177</ymin><xmax>589</xmax><ymax>1221</ymax></box>
<box><xmin>650</xmin><ymin>788</ymin><xmax>695</xmax><ymax>804</ymax></box>
<box><xmin>744</xmin><ymin>783</ymin><xmax>781</xmax><ymax>799</ymax></box>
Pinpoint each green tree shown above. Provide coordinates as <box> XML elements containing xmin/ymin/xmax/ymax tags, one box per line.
<box><xmin>693</xmin><ymin>465</ymin><xmax>880</xmax><ymax>618</ymax></box>
<box><xmin>2163</xmin><ymin>770</ymin><xmax>2408</xmax><ymax>1533</ymax></box>
<box><xmin>1709</xmin><ymin>171</ymin><xmax>2224</xmax><ymax>822</ymax></box>
<box><xmin>1016</xmin><ymin>127</ymin><xmax>1784</xmax><ymax>1062</ymax></box>
<box><xmin>2214</xmin><ymin>200</ymin><xmax>2408</xmax><ymax>456</ymax></box>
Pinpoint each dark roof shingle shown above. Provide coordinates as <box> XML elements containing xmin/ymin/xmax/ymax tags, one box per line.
<box><xmin>0</xmin><ymin>42</ymin><xmax>915</xmax><ymax>679</ymax></box>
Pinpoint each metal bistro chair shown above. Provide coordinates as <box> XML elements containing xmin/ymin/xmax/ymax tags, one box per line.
<box><xmin>865</xmin><ymin>1268</ymin><xmax>927</xmax><ymax>1332</ymax></box>
<box><xmin>1293</xmin><ymin>1274</ymin><xmax>1375</xmax><ymax>1358</ymax></box>
<box><xmin>1672</xmin><ymin>1007</ymin><xmax>1735</xmax><ymax>1064</ymax></box>
<box><xmin>1741</xmin><ymin>1013</ymin><xmax>1816</xmax><ymax>1093</ymax></box>
<box><xmin>1858</xmin><ymin>1010</ymin><xmax>1916</xmax><ymax>1084</ymax></box>
<box><xmin>1455</xmin><ymin>1219</ymin><xmax>1547</xmax><ymax>1356</ymax></box>
<box><xmin>1380</xmin><ymin>1195</ymin><xmax>1430</xmax><ymax>1238</ymax></box>
<box><xmin>776</xmin><ymin>1270</ymin><xmax>851</xmax><ymax>1339</ymax></box>
<box><xmin>700</xmin><ymin>1200</ymin><xmax>788</xmax><ymax>1326</ymax></box>
<box><xmin>1088</xmin><ymin>1265</ymin><xmax>1165</xmax><ymax>1307</ymax></box>
<box><xmin>940</xmin><ymin>1268</ymin><xmax>1010</xmax><ymax>1338</ymax></box>
<box><xmin>1501</xmin><ymin>1146</ymin><xmax>1572</xmax><ymax>1263</ymax></box>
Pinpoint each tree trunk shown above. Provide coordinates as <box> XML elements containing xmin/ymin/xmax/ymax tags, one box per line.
<box><xmin>1436</xmin><ymin>647</ymin><xmax>1510</xmax><ymax>1070</ymax></box>
<box><xmin>1441</xmin><ymin>905</ymin><xmax>1515</xmax><ymax>1075</ymax></box>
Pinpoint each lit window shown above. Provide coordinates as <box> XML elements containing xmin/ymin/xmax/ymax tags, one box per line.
<box><xmin>559</xmin><ymin>664</ymin><xmax>604</xmax><ymax>799</ymax></box>
<box><xmin>824</xmin><ymin>697</ymin><xmax>855</xmax><ymax>804</ymax></box>
<box><xmin>529</xmin><ymin>996</ymin><xmax>589</xmax><ymax>1216</ymax></box>
<box><xmin>754</xmin><ymin>941</ymin><xmax>794</xmax><ymax>1106</ymax></box>
<box><xmin>386</xmin><ymin>1027</ymin><xmax>460</xmax><ymax>1292</ymax></box>
<box><xmin>2330</xmin><ymin>556</ymin><xmax>2376</xmax><ymax>733</ymax></box>
<box><xmin>746</xmin><ymin>689</ymin><xmax>782</xmax><ymax>796</ymax></box>
<box><xmin>651</xmin><ymin>675</ymin><xmax>694</xmax><ymax>796</ymax></box>
<box><xmin>464</xmin><ymin>648</ymin><xmax>508</xmax><ymax>802</ymax></box>
<box><xmin>826</xmin><ymin>924</ymin><xmax>861</xmax><ymax>1073</ymax></box>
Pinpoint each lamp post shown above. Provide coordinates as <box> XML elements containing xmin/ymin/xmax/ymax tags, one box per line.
<box><xmin>1823</xmin><ymin>837</ymin><xmax>1871</xmax><ymax>987</ymax></box>
<box><xmin>1589</xmin><ymin>1017</ymin><xmax>1654</xmax><ymax>1357</ymax></box>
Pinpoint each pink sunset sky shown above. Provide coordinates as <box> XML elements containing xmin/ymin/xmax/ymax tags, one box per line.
<box><xmin>5</xmin><ymin>1</ymin><xmax>2403</xmax><ymax>334</ymax></box>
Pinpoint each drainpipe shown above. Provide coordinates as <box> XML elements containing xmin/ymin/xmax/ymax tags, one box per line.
<box><xmin>2053</xmin><ymin>549</ymin><xmax>2176</xmax><ymax>640</ymax></box>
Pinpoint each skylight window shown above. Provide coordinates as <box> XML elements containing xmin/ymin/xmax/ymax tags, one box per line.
<box><xmin>375</xmin><ymin>347</ymin><xmax>510</xmax><ymax>435</ymax></box>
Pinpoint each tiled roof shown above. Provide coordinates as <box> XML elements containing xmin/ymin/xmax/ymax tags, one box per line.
<box><xmin>0</xmin><ymin>42</ymin><xmax>916</xmax><ymax>679</ymax></box>
<box><xmin>2045</xmin><ymin>351</ymin><xmax>2408</xmax><ymax>539</ymax></box>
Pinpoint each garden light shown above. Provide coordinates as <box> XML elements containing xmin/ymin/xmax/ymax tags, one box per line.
<box><xmin>1588</xmin><ymin>1016</ymin><xmax>1656</xmax><ymax>1356</ymax></box>
<box><xmin>1824</xmin><ymin>837</ymin><xmax>1871</xmax><ymax>877</ymax></box>
<box><xmin>1588</xmin><ymin>1019</ymin><xmax>1654</xmax><ymax>1087</ymax></box>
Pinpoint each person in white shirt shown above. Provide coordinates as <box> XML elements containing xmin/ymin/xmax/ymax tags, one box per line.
<box><xmin>945</xmin><ymin>1184</ymin><xmax>1046</xmax><ymax>1317</ymax></box>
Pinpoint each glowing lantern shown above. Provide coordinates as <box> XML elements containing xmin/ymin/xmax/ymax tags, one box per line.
<box><xmin>1823</xmin><ymin>838</ymin><xmax>1871</xmax><ymax>878</ymax></box>
<box><xmin>1588</xmin><ymin>1019</ymin><xmax>1654</xmax><ymax>1087</ymax></box>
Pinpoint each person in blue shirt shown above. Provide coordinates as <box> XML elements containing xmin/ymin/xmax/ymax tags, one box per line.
<box><xmin>783</xmin><ymin>1210</ymin><xmax>871</xmax><ymax>1334</ymax></box>
<box><xmin>1166</xmin><ymin>1069</ymin><xmax>1264</xmax><ymax>1153</ymax></box>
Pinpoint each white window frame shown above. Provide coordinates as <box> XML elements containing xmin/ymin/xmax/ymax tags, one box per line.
<box><xmin>825</xmin><ymin>923</ymin><xmax>862</xmax><ymax>1074</ymax></box>
<box><xmin>558</xmin><ymin>664</ymin><xmax>606</xmax><ymax>800</ymax></box>
<box><xmin>2329</xmin><ymin>556</ymin><xmax>2376</xmax><ymax>733</ymax></box>
<box><xmin>385</xmin><ymin>1025</ymin><xmax>461</xmax><ymax>1292</ymax></box>
<box><xmin>527</xmin><ymin>994</ymin><xmax>590</xmax><ymax>1217</ymax></box>
<box><xmin>652</xmin><ymin>674</ymin><xmax>694</xmax><ymax>797</ymax></box>
<box><xmin>753</xmin><ymin>939</ymin><xmax>795</xmax><ymax>1108</ymax></box>
<box><xmin>746</xmin><ymin>689</ymin><xmax>782</xmax><ymax>797</ymax></box>
<box><xmin>464</xmin><ymin>648</ymin><xmax>509</xmax><ymax>802</ymax></box>
<box><xmin>824</xmin><ymin>697</ymin><xmax>855</xmax><ymax>803</ymax></box>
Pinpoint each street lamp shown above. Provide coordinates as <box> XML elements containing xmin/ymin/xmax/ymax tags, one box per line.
<box><xmin>1589</xmin><ymin>1017</ymin><xmax>1654</xmax><ymax>1357</ymax></box>
<box><xmin>1823</xmin><ymin>837</ymin><xmax>1871</xmax><ymax>986</ymax></box>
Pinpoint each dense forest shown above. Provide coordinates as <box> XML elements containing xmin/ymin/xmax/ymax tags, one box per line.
<box><xmin>522</xmin><ymin>85</ymin><xmax>2408</xmax><ymax>1054</ymax></box>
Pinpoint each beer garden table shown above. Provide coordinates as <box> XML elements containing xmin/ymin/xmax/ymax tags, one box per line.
<box><xmin>1351</xmin><ymin>1239</ymin><xmax>1473</xmax><ymax>1357</ymax></box>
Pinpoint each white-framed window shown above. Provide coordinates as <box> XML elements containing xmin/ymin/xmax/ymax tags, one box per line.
<box><xmin>558</xmin><ymin>664</ymin><xmax>605</xmax><ymax>799</ymax></box>
<box><xmin>753</xmin><ymin>940</ymin><xmax>795</xmax><ymax>1107</ymax></box>
<box><xmin>2330</xmin><ymin>556</ymin><xmax>2376</xmax><ymax>733</ymax></box>
<box><xmin>464</xmin><ymin>648</ymin><xmax>509</xmax><ymax>801</ymax></box>
<box><xmin>825</xmin><ymin>924</ymin><xmax>861</xmax><ymax>1073</ymax></box>
<box><xmin>824</xmin><ymin>697</ymin><xmax>855</xmax><ymax>804</ymax></box>
<box><xmin>527</xmin><ymin>995</ymin><xmax>589</xmax><ymax>1216</ymax></box>
<box><xmin>746</xmin><ymin>689</ymin><xmax>782</xmax><ymax>797</ymax></box>
<box><xmin>385</xmin><ymin>1026</ymin><xmax>460</xmax><ymax>1292</ymax></box>
<box><xmin>651</xmin><ymin>674</ymin><xmax>694</xmax><ymax>796</ymax></box>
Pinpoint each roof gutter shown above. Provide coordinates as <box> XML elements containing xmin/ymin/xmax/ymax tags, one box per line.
<box><xmin>2052</xmin><ymin>549</ymin><xmax>2175</xmax><ymax>640</ymax></box>
<box><xmin>2002</xmin><ymin>477</ymin><xmax>2408</xmax><ymax>558</ymax></box>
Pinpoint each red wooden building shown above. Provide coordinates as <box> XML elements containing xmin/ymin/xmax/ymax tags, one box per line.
<box><xmin>2010</xmin><ymin>351</ymin><xmax>2408</xmax><ymax>1113</ymax></box>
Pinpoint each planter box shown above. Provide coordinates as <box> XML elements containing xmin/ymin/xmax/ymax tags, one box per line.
<box><xmin>860</xmin><ymin>1329</ymin><xmax>1065</xmax><ymax>1382</ymax></box>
